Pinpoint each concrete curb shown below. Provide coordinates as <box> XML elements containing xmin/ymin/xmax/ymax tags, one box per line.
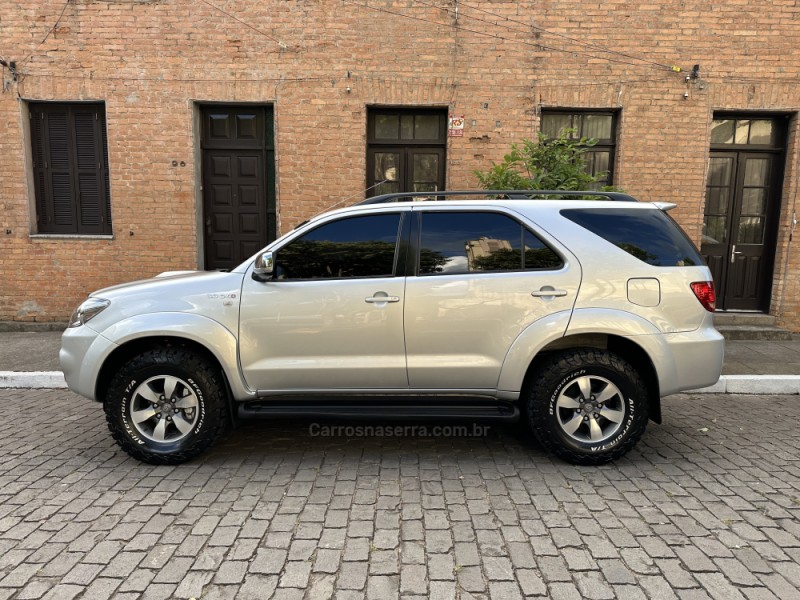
<box><xmin>689</xmin><ymin>374</ymin><xmax>800</xmax><ymax>395</ymax></box>
<box><xmin>0</xmin><ymin>371</ymin><xmax>67</xmax><ymax>389</ymax></box>
<box><xmin>0</xmin><ymin>372</ymin><xmax>799</xmax><ymax>394</ymax></box>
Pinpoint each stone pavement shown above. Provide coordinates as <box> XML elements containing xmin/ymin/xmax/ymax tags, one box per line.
<box><xmin>0</xmin><ymin>389</ymin><xmax>799</xmax><ymax>600</ymax></box>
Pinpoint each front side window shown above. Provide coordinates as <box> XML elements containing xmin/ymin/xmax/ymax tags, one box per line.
<box><xmin>418</xmin><ymin>212</ymin><xmax>562</xmax><ymax>275</ymax></box>
<box><xmin>276</xmin><ymin>213</ymin><xmax>401</xmax><ymax>279</ymax></box>
<box><xmin>30</xmin><ymin>102</ymin><xmax>112</xmax><ymax>235</ymax></box>
<box><xmin>541</xmin><ymin>110</ymin><xmax>617</xmax><ymax>188</ymax></box>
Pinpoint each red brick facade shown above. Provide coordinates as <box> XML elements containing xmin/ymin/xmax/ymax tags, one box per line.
<box><xmin>1</xmin><ymin>0</ymin><xmax>799</xmax><ymax>327</ymax></box>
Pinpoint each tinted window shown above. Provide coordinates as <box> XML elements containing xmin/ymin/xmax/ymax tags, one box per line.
<box><xmin>277</xmin><ymin>214</ymin><xmax>401</xmax><ymax>279</ymax></box>
<box><xmin>419</xmin><ymin>212</ymin><xmax>561</xmax><ymax>275</ymax></box>
<box><xmin>561</xmin><ymin>208</ymin><xmax>704</xmax><ymax>267</ymax></box>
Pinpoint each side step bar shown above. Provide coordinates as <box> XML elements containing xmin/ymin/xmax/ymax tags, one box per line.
<box><xmin>238</xmin><ymin>397</ymin><xmax>519</xmax><ymax>422</ymax></box>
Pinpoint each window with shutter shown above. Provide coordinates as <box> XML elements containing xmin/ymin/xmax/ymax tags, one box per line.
<box><xmin>30</xmin><ymin>102</ymin><xmax>112</xmax><ymax>235</ymax></box>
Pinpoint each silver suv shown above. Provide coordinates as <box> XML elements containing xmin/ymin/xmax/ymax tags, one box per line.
<box><xmin>60</xmin><ymin>190</ymin><xmax>724</xmax><ymax>465</ymax></box>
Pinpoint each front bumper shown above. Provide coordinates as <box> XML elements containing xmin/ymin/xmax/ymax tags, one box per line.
<box><xmin>59</xmin><ymin>325</ymin><xmax>118</xmax><ymax>401</ymax></box>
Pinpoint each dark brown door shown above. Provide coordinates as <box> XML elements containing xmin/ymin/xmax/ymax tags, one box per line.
<box><xmin>201</xmin><ymin>106</ymin><xmax>276</xmax><ymax>270</ymax></box>
<box><xmin>366</xmin><ymin>108</ymin><xmax>447</xmax><ymax>198</ymax></box>
<box><xmin>702</xmin><ymin>152</ymin><xmax>780</xmax><ymax>311</ymax></box>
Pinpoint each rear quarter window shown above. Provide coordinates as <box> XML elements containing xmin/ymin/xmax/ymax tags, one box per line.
<box><xmin>560</xmin><ymin>208</ymin><xmax>704</xmax><ymax>267</ymax></box>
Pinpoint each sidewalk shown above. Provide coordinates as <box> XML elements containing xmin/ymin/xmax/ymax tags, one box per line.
<box><xmin>1</xmin><ymin>330</ymin><xmax>800</xmax><ymax>393</ymax></box>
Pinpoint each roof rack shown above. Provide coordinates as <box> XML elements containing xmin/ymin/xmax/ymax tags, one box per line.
<box><xmin>357</xmin><ymin>189</ymin><xmax>639</xmax><ymax>205</ymax></box>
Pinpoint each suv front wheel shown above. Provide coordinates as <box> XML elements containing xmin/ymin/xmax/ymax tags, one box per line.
<box><xmin>104</xmin><ymin>347</ymin><xmax>228</xmax><ymax>464</ymax></box>
<box><xmin>526</xmin><ymin>349</ymin><xmax>649</xmax><ymax>465</ymax></box>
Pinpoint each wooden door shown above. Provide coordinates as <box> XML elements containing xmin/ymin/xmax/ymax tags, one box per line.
<box><xmin>201</xmin><ymin>106</ymin><xmax>275</xmax><ymax>270</ymax></box>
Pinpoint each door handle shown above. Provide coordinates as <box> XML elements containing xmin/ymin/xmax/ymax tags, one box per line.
<box><xmin>531</xmin><ymin>287</ymin><xmax>568</xmax><ymax>298</ymax></box>
<box><xmin>365</xmin><ymin>295</ymin><xmax>400</xmax><ymax>303</ymax></box>
<box><xmin>730</xmin><ymin>244</ymin><xmax>742</xmax><ymax>263</ymax></box>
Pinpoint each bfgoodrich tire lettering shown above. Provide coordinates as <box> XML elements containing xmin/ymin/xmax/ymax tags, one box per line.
<box><xmin>526</xmin><ymin>349</ymin><xmax>648</xmax><ymax>465</ymax></box>
<box><xmin>104</xmin><ymin>347</ymin><xmax>227</xmax><ymax>465</ymax></box>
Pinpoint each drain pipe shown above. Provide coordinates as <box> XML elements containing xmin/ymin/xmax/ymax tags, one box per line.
<box><xmin>777</xmin><ymin>184</ymin><xmax>798</xmax><ymax>324</ymax></box>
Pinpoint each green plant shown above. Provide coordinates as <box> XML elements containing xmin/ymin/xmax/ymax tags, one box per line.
<box><xmin>474</xmin><ymin>129</ymin><xmax>606</xmax><ymax>191</ymax></box>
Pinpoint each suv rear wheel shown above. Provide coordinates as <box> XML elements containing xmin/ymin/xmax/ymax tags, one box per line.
<box><xmin>104</xmin><ymin>347</ymin><xmax>227</xmax><ymax>464</ymax></box>
<box><xmin>526</xmin><ymin>349</ymin><xmax>648</xmax><ymax>465</ymax></box>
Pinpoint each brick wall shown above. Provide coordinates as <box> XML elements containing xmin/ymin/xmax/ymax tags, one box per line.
<box><xmin>1</xmin><ymin>0</ymin><xmax>799</xmax><ymax>327</ymax></box>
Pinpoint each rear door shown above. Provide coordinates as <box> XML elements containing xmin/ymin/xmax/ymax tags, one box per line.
<box><xmin>403</xmin><ymin>208</ymin><xmax>580</xmax><ymax>390</ymax></box>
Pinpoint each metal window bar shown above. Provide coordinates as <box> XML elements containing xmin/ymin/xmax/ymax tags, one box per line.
<box><xmin>357</xmin><ymin>189</ymin><xmax>639</xmax><ymax>205</ymax></box>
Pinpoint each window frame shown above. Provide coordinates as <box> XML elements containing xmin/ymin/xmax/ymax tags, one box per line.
<box><xmin>540</xmin><ymin>109</ymin><xmax>619</xmax><ymax>188</ymax></box>
<box><xmin>29</xmin><ymin>101</ymin><xmax>112</xmax><ymax>236</ymax></box>
<box><xmin>366</xmin><ymin>107</ymin><xmax>448</xmax><ymax>198</ymax></box>
<box><xmin>272</xmin><ymin>212</ymin><xmax>407</xmax><ymax>281</ymax></box>
<box><xmin>410</xmin><ymin>209</ymin><xmax>564</xmax><ymax>277</ymax></box>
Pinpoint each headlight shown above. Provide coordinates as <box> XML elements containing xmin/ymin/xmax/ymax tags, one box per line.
<box><xmin>69</xmin><ymin>297</ymin><xmax>111</xmax><ymax>328</ymax></box>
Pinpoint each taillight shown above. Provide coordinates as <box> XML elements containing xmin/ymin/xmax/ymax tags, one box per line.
<box><xmin>690</xmin><ymin>281</ymin><xmax>716</xmax><ymax>312</ymax></box>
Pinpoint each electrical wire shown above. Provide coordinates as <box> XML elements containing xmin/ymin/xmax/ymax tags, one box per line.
<box><xmin>195</xmin><ymin>0</ymin><xmax>285</xmax><ymax>47</ymax></box>
<box><xmin>18</xmin><ymin>0</ymin><xmax>72</xmax><ymax>65</ymax></box>
<box><xmin>451</xmin><ymin>0</ymin><xmax>677</xmax><ymax>71</ymax></box>
<box><xmin>340</xmin><ymin>0</ymin><xmax>675</xmax><ymax>71</ymax></box>
<box><xmin>15</xmin><ymin>67</ymin><xmax>673</xmax><ymax>91</ymax></box>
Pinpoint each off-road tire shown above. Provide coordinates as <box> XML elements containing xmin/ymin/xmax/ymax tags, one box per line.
<box><xmin>525</xmin><ymin>349</ymin><xmax>648</xmax><ymax>465</ymax></box>
<box><xmin>104</xmin><ymin>347</ymin><xmax>227</xmax><ymax>465</ymax></box>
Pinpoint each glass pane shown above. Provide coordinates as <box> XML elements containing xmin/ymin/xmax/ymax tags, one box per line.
<box><xmin>703</xmin><ymin>216</ymin><xmax>727</xmax><ymax>245</ymax></box>
<box><xmin>414</xmin><ymin>115</ymin><xmax>439</xmax><ymax>140</ymax></box>
<box><xmin>744</xmin><ymin>158</ymin><xmax>769</xmax><ymax>186</ymax></box>
<box><xmin>419</xmin><ymin>212</ymin><xmax>522</xmax><ymax>274</ymax></box>
<box><xmin>705</xmin><ymin>188</ymin><xmax>729</xmax><ymax>216</ymax></box>
<box><xmin>277</xmin><ymin>214</ymin><xmax>400</xmax><ymax>279</ymax></box>
<box><xmin>375</xmin><ymin>115</ymin><xmax>399</xmax><ymax>140</ymax></box>
<box><xmin>374</xmin><ymin>181</ymin><xmax>400</xmax><ymax>196</ymax></box>
<box><xmin>707</xmin><ymin>157</ymin><xmax>733</xmax><ymax>187</ymax></box>
<box><xmin>710</xmin><ymin>119</ymin><xmax>734</xmax><ymax>144</ymax></box>
<box><xmin>735</xmin><ymin>120</ymin><xmax>750</xmax><ymax>144</ymax></box>
<box><xmin>585</xmin><ymin>150</ymin><xmax>610</xmax><ymax>178</ymax></box>
<box><xmin>400</xmin><ymin>115</ymin><xmax>414</xmax><ymax>140</ymax></box>
<box><xmin>523</xmin><ymin>229</ymin><xmax>562</xmax><ymax>270</ymax></box>
<box><xmin>582</xmin><ymin>114</ymin><xmax>613</xmax><ymax>140</ymax></box>
<box><xmin>741</xmin><ymin>188</ymin><xmax>766</xmax><ymax>215</ymax></box>
<box><xmin>737</xmin><ymin>216</ymin><xmax>764</xmax><ymax>244</ymax></box>
<box><xmin>413</xmin><ymin>153</ymin><xmax>438</xmax><ymax>183</ymax></box>
<box><xmin>562</xmin><ymin>209</ymin><xmax>704</xmax><ymax>267</ymax></box>
<box><xmin>749</xmin><ymin>120</ymin><xmax>774</xmax><ymax>145</ymax></box>
<box><xmin>413</xmin><ymin>182</ymin><xmax>438</xmax><ymax>193</ymax></box>
<box><xmin>541</xmin><ymin>114</ymin><xmax>572</xmax><ymax>139</ymax></box>
<box><xmin>374</xmin><ymin>153</ymin><xmax>400</xmax><ymax>184</ymax></box>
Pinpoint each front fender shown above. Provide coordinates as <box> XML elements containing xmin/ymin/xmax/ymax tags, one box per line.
<box><xmin>85</xmin><ymin>312</ymin><xmax>252</xmax><ymax>402</ymax></box>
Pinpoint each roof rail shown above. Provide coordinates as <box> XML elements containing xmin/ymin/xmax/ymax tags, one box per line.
<box><xmin>357</xmin><ymin>189</ymin><xmax>639</xmax><ymax>205</ymax></box>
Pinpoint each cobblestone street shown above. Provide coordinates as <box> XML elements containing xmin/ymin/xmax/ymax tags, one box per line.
<box><xmin>0</xmin><ymin>390</ymin><xmax>798</xmax><ymax>600</ymax></box>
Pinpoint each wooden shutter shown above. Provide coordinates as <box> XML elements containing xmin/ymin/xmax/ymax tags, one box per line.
<box><xmin>30</xmin><ymin>103</ymin><xmax>112</xmax><ymax>234</ymax></box>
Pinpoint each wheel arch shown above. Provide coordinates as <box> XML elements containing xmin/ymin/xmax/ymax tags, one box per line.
<box><xmin>521</xmin><ymin>333</ymin><xmax>662</xmax><ymax>424</ymax></box>
<box><xmin>89</xmin><ymin>313</ymin><xmax>254</xmax><ymax>407</ymax></box>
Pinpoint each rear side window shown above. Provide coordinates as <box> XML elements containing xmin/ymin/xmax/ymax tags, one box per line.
<box><xmin>418</xmin><ymin>212</ymin><xmax>562</xmax><ymax>274</ymax></box>
<box><xmin>561</xmin><ymin>208</ymin><xmax>703</xmax><ymax>267</ymax></box>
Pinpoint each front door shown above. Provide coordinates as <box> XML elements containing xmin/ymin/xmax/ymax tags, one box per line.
<box><xmin>239</xmin><ymin>211</ymin><xmax>408</xmax><ymax>392</ymax></box>
<box><xmin>701</xmin><ymin>117</ymin><xmax>786</xmax><ymax>311</ymax></box>
<box><xmin>201</xmin><ymin>105</ymin><xmax>276</xmax><ymax>270</ymax></box>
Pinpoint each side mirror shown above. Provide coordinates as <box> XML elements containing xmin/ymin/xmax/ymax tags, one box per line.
<box><xmin>252</xmin><ymin>251</ymin><xmax>274</xmax><ymax>282</ymax></box>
